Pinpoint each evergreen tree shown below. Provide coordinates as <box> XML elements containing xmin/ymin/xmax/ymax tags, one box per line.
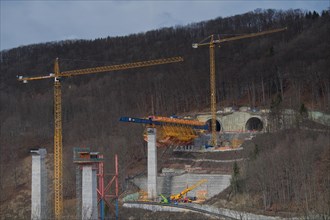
<box><xmin>230</xmin><ymin>161</ymin><xmax>241</xmax><ymax>194</ymax></box>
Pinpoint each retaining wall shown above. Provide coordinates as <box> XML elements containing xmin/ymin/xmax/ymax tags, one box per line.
<box><xmin>132</xmin><ymin>173</ymin><xmax>231</xmax><ymax>199</ymax></box>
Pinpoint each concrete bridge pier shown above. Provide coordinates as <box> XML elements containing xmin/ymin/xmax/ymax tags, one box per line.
<box><xmin>147</xmin><ymin>127</ymin><xmax>157</xmax><ymax>200</ymax></box>
<box><xmin>82</xmin><ymin>165</ymin><xmax>98</xmax><ymax>219</ymax></box>
<box><xmin>31</xmin><ymin>148</ymin><xmax>47</xmax><ymax>220</ymax></box>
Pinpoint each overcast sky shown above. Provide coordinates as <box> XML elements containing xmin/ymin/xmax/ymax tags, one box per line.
<box><xmin>1</xmin><ymin>0</ymin><xmax>329</xmax><ymax>51</ymax></box>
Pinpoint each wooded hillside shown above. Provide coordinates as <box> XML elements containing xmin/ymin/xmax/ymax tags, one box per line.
<box><xmin>0</xmin><ymin>8</ymin><xmax>329</xmax><ymax>217</ymax></box>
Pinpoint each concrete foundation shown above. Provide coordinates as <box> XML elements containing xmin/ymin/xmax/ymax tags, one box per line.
<box><xmin>147</xmin><ymin>127</ymin><xmax>157</xmax><ymax>199</ymax></box>
<box><xmin>82</xmin><ymin>165</ymin><xmax>97</xmax><ymax>220</ymax></box>
<box><xmin>133</xmin><ymin>173</ymin><xmax>231</xmax><ymax>199</ymax></box>
<box><xmin>31</xmin><ymin>148</ymin><xmax>47</xmax><ymax>220</ymax></box>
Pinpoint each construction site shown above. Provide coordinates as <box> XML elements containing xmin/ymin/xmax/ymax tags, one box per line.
<box><xmin>27</xmin><ymin>105</ymin><xmax>330</xmax><ymax>219</ymax></box>
<box><xmin>2</xmin><ymin>11</ymin><xmax>330</xmax><ymax>220</ymax></box>
<box><xmin>13</xmin><ymin>28</ymin><xmax>289</xmax><ymax>220</ymax></box>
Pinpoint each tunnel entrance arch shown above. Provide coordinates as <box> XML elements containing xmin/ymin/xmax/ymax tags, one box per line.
<box><xmin>245</xmin><ymin>117</ymin><xmax>263</xmax><ymax>131</ymax></box>
<box><xmin>206</xmin><ymin>119</ymin><xmax>221</xmax><ymax>132</ymax></box>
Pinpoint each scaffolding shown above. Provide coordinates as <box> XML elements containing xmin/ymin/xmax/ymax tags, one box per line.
<box><xmin>73</xmin><ymin>147</ymin><xmax>118</xmax><ymax>220</ymax></box>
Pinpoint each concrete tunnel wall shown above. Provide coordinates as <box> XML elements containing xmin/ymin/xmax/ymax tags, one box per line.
<box><xmin>196</xmin><ymin>111</ymin><xmax>267</xmax><ymax>132</ymax></box>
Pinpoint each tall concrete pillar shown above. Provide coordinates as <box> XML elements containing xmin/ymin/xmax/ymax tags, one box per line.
<box><xmin>82</xmin><ymin>165</ymin><xmax>97</xmax><ymax>220</ymax></box>
<box><xmin>31</xmin><ymin>148</ymin><xmax>47</xmax><ymax>220</ymax></box>
<box><xmin>147</xmin><ymin>128</ymin><xmax>157</xmax><ymax>199</ymax></box>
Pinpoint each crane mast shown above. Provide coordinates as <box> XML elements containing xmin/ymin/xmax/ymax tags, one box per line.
<box><xmin>193</xmin><ymin>27</ymin><xmax>286</xmax><ymax>147</ymax></box>
<box><xmin>53</xmin><ymin>59</ymin><xmax>63</xmax><ymax>217</ymax></box>
<box><xmin>18</xmin><ymin>56</ymin><xmax>183</xmax><ymax>219</ymax></box>
<box><xmin>209</xmin><ymin>35</ymin><xmax>217</xmax><ymax>147</ymax></box>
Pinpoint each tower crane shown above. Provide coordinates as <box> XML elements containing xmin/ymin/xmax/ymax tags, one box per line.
<box><xmin>192</xmin><ymin>27</ymin><xmax>287</xmax><ymax>147</ymax></box>
<box><xmin>17</xmin><ymin>56</ymin><xmax>183</xmax><ymax>219</ymax></box>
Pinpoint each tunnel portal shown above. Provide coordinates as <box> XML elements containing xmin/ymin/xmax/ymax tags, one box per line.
<box><xmin>206</xmin><ymin>119</ymin><xmax>221</xmax><ymax>132</ymax></box>
<box><xmin>245</xmin><ymin>117</ymin><xmax>263</xmax><ymax>131</ymax></box>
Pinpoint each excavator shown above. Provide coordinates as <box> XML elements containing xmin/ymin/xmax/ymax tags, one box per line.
<box><xmin>159</xmin><ymin>194</ymin><xmax>170</xmax><ymax>204</ymax></box>
<box><xmin>171</xmin><ymin>179</ymin><xmax>207</xmax><ymax>203</ymax></box>
<box><xmin>159</xmin><ymin>179</ymin><xmax>208</xmax><ymax>204</ymax></box>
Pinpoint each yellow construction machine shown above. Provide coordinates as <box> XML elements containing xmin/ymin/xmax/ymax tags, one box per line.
<box><xmin>170</xmin><ymin>179</ymin><xmax>207</xmax><ymax>203</ymax></box>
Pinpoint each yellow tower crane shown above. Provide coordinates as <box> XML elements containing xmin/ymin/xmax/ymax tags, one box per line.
<box><xmin>192</xmin><ymin>27</ymin><xmax>287</xmax><ymax>147</ymax></box>
<box><xmin>18</xmin><ymin>56</ymin><xmax>183</xmax><ymax>219</ymax></box>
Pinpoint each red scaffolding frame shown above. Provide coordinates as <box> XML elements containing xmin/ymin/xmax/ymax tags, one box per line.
<box><xmin>97</xmin><ymin>154</ymin><xmax>119</xmax><ymax>220</ymax></box>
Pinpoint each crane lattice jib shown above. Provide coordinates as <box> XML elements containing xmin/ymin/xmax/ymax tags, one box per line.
<box><xmin>18</xmin><ymin>57</ymin><xmax>183</xmax><ymax>82</ymax></box>
<box><xmin>192</xmin><ymin>27</ymin><xmax>287</xmax><ymax>147</ymax></box>
<box><xmin>18</xmin><ymin>56</ymin><xmax>183</xmax><ymax>219</ymax></box>
<box><xmin>195</xmin><ymin>27</ymin><xmax>287</xmax><ymax>47</ymax></box>
<box><xmin>60</xmin><ymin>57</ymin><xmax>183</xmax><ymax>77</ymax></box>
